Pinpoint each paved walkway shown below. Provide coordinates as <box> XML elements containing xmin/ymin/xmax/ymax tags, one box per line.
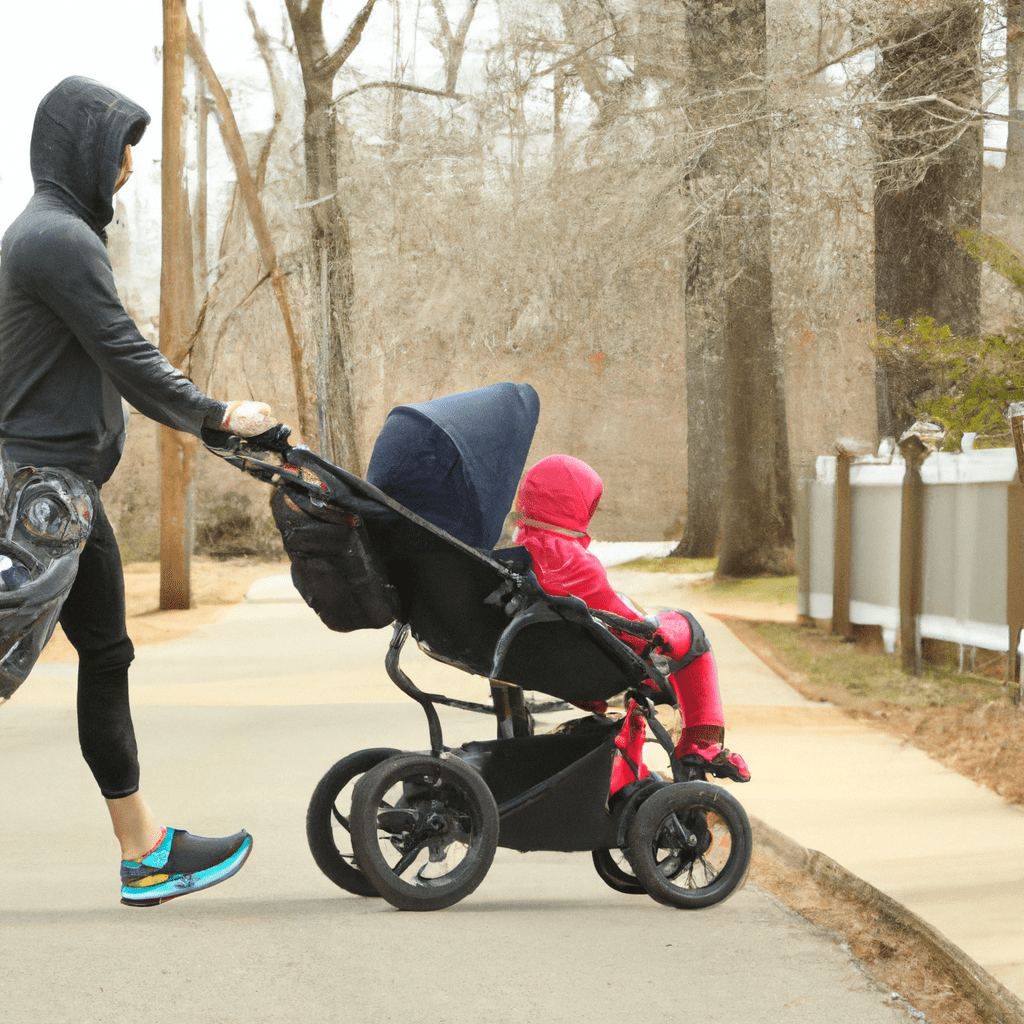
<box><xmin>2</xmin><ymin>565</ymin><xmax>1021</xmax><ymax>1022</ymax></box>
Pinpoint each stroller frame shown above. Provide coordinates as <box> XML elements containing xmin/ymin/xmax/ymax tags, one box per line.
<box><xmin>208</xmin><ymin>423</ymin><xmax>752</xmax><ymax>913</ymax></box>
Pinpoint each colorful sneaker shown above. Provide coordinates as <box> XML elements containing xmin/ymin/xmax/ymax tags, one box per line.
<box><xmin>678</xmin><ymin>744</ymin><xmax>751</xmax><ymax>783</ymax></box>
<box><xmin>120</xmin><ymin>827</ymin><xmax>252</xmax><ymax>907</ymax></box>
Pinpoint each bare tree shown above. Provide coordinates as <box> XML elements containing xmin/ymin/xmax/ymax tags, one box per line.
<box><xmin>284</xmin><ymin>0</ymin><xmax>378</xmax><ymax>473</ymax></box>
<box><xmin>873</xmin><ymin>3</ymin><xmax>984</xmax><ymax>437</ymax></box>
<box><xmin>186</xmin><ymin>15</ymin><xmax>316</xmax><ymax>444</ymax></box>
<box><xmin>1005</xmin><ymin>1</ymin><xmax>1024</xmax><ymax>185</ymax></box>
<box><xmin>678</xmin><ymin>0</ymin><xmax>793</xmax><ymax>576</ymax></box>
<box><xmin>432</xmin><ymin>0</ymin><xmax>479</xmax><ymax>93</ymax></box>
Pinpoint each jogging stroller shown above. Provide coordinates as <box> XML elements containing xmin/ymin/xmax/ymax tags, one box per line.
<box><xmin>206</xmin><ymin>382</ymin><xmax>752</xmax><ymax>912</ymax></box>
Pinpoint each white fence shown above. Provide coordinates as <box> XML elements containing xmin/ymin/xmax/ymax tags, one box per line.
<box><xmin>797</xmin><ymin>446</ymin><xmax>1024</xmax><ymax>673</ymax></box>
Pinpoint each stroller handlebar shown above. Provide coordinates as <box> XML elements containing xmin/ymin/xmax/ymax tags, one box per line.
<box><xmin>201</xmin><ymin>422</ymin><xmax>294</xmax><ymax>457</ymax></box>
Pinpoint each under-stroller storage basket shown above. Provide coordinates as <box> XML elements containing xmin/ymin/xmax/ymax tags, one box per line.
<box><xmin>271</xmin><ymin>486</ymin><xmax>399</xmax><ymax>632</ymax></box>
<box><xmin>457</xmin><ymin>718</ymin><xmax>621</xmax><ymax>852</ymax></box>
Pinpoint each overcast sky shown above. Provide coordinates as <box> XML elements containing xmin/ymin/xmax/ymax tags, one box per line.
<box><xmin>0</xmin><ymin>0</ymin><xmax>426</xmax><ymax>234</ymax></box>
<box><xmin>1</xmin><ymin>2</ymin><xmax>1007</xmax><ymax>240</ymax></box>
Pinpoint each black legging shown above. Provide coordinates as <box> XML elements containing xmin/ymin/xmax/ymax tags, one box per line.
<box><xmin>58</xmin><ymin>496</ymin><xmax>139</xmax><ymax>799</ymax></box>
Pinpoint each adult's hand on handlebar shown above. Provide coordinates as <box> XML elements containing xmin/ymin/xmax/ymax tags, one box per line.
<box><xmin>222</xmin><ymin>400</ymin><xmax>277</xmax><ymax>437</ymax></box>
<box><xmin>201</xmin><ymin>420</ymin><xmax>292</xmax><ymax>458</ymax></box>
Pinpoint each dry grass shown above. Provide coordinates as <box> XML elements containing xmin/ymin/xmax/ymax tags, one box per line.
<box><xmin>732</xmin><ymin>617</ymin><xmax>1024</xmax><ymax>806</ymax></box>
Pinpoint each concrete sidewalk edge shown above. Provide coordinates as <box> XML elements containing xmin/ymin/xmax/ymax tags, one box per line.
<box><xmin>751</xmin><ymin>816</ymin><xmax>1024</xmax><ymax>1024</ymax></box>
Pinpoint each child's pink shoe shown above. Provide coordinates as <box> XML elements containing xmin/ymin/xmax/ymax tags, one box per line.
<box><xmin>677</xmin><ymin>743</ymin><xmax>751</xmax><ymax>783</ymax></box>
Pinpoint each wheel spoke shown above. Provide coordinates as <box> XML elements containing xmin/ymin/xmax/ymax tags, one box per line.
<box><xmin>392</xmin><ymin>840</ymin><xmax>431</xmax><ymax>878</ymax></box>
<box><xmin>307</xmin><ymin>748</ymin><xmax>402</xmax><ymax>898</ymax></box>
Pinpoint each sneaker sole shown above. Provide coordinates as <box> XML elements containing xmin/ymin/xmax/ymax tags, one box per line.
<box><xmin>121</xmin><ymin>835</ymin><xmax>253</xmax><ymax>907</ymax></box>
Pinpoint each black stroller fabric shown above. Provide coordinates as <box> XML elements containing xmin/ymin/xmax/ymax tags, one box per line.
<box><xmin>270</xmin><ymin>485</ymin><xmax>399</xmax><ymax>633</ymax></box>
<box><xmin>270</xmin><ymin>382</ymin><xmax>539</xmax><ymax>634</ymax></box>
<box><xmin>366</xmin><ymin>382</ymin><xmax>540</xmax><ymax>551</ymax></box>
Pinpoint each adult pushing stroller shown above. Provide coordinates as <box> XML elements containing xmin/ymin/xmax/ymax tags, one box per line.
<box><xmin>206</xmin><ymin>382</ymin><xmax>752</xmax><ymax>912</ymax></box>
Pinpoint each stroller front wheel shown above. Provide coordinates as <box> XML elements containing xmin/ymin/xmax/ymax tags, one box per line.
<box><xmin>350</xmin><ymin>752</ymin><xmax>499</xmax><ymax>911</ymax></box>
<box><xmin>626</xmin><ymin>781</ymin><xmax>752</xmax><ymax>909</ymax></box>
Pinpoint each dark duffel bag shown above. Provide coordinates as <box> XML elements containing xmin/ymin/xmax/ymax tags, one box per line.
<box><xmin>270</xmin><ymin>485</ymin><xmax>399</xmax><ymax>633</ymax></box>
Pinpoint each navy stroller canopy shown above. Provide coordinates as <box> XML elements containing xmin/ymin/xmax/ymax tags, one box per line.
<box><xmin>366</xmin><ymin>382</ymin><xmax>540</xmax><ymax>551</ymax></box>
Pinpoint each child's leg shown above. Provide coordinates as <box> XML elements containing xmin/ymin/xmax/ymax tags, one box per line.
<box><xmin>609</xmin><ymin>700</ymin><xmax>650</xmax><ymax>795</ymax></box>
<box><xmin>651</xmin><ymin>610</ymin><xmax>750</xmax><ymax>781</ymax></box>
<box><xmin>670</xmin><ymin>655</ymin><xmax>749</xmax><ymax>780</ymax></box>
<box><xmin>669</xmin><ymin>651</ymin><xmax>725</xmax><ymax>753</ymax></box>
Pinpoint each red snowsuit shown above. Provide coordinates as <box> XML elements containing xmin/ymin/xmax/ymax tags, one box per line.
<box><xmin>513</xmin><ymin>455</ymin><xmax>727</xmax><ymax>791</ymax></box>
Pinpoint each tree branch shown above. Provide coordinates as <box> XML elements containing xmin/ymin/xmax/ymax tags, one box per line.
<box><xmin>245</xmin><ymin>1</ymin><xmax>285</xmax><ymax>191</ymax></box>
<box><xmin>532</xmin><ymin>33</ymin><xmax>616</xmax><ymax>85</ymax></box>
<box><xmin>867</xmin><ymin>92</ymin><xmax>1004</xmax><ymax>122</ymax></box>
<box><xmin>319</xmin><ymin>0</ymin><xmax>379</xmax><ymax>77</ymax></box>
<box><xmin>432</xmin><ymin>0</ymin><xmax>453</xmax><ymax>42</ymax></box>
<box><xmin>335</xmin><ymin>79</ymin><xmax>468</xmax><ymax>104</ymax></box>
<box><xmin>186</xmin><ymin>14</ymin><xmax>316</xmax><ymax>444</ymax></box>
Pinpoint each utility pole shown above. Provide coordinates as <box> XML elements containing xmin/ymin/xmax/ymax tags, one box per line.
<box><xmin>195</xmin><ymin>2</ymin><xmax>209</xmax><ymax>293</ymax></box>
<box><xmin>159</xmin><ymin>0</ymin><xmax>196</xmax><ymax>610</ymax></box>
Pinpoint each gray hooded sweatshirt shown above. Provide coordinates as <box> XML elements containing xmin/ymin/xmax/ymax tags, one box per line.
<box><xmin>0</xmin><ymin>76</ymin><xmax>225</xmax><ymax>484</ymax></box>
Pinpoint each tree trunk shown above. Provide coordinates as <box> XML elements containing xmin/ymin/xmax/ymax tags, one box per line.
<box><xmin>286</xmin><ymin>0</ymin><xmax>370</xmax><ymax>474</ymax></box>
<box><xmin>716</xmin><ymin>179</ymin><xmax>793</xmax><ymax>577</ymax></box>
<box><xmin>676</xmin><ymin>211</ymin><xmax>726</xmax><ymax>558</ymax></box>
<box><xmin>186</xmin><ymin>16</ymin><xmax>317</xmax><ymax>445</ymax></box>
<box><xmin>1006</xmin><ymin>2</ymin><xmax>1024</xmax><ymax>180</ymax></box>
<box><xmin>432</xmin><ymin>0</ymin><xmax>478</xmax><ymax>94</ymax></box>
<box><xmin>678</xmin><ymin>0</ymin><xmax>793</xmax><ymax>574</ymax></box>
<box><xmin>302</xmin><ymin>74</ymin><xmax>362</xmax><ymax>474</ymax></box>
<box><xmin>874</xmin><ymin>4</ymin><xmax>983</xmax><ymax>436</ymax></box>
<box><xmin>159</xmin><ymin>0</ymin><xmax>196</xmax><ymax>610</ymax></box>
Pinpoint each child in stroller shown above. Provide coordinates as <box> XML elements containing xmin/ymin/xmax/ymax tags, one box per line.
<box><xmin>512</xmin><ymin>454</ymin><xmax>750</xmax><ymax>793</ymax></box>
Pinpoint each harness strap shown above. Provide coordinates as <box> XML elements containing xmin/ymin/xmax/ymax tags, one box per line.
<box><xmin>516</xmin><ymin>516</ymin><xmax>587</xmax><ymax>539</ymax></box>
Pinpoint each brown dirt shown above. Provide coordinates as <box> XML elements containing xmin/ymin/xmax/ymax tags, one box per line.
<box><xmin>748</xmin><ymin>819</ymin><xmax>1024</xmax><ymax>1024</ymax></box>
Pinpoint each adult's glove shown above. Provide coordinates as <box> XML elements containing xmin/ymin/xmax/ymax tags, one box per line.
<box><xmin>221</xmin><ymin>401</ymin><xmax>276</xmax><ymax>437</ymax></box>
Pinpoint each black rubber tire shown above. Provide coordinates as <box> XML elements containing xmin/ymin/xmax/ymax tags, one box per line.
<box><xmin>349</xmin><ymin>752</ymin><xmax>499</xmax><ymax>911</ymax></box>
<box><xmin>626</xmin><ymin>781</ymin><xmax>752</xmax><ymax>909</ymax></box>
<box><xmin>306</xmin><ymin>747</ymin><xmax>402</xmax><ymax>897</ymax></box>
<box><xmin>592</xmin><ymin>848</ymin><xmax>646</xmax><ymax>895</ymax></box>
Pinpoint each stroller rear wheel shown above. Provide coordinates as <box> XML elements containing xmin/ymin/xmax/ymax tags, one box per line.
<box><xmin>306</xmin><ymin>747</ymin><xmax>402</xmax><ymax>897</ymax></box>
<box><xmin>350</xmin><ymin>752</ymin><xmax>499</xmax><ymax>911</ymax></box>
<box><xmin>626</xmin><ymin>781</ymin><xmax>752</xmax><ymax>909</ymax></box>
<box><xmin>591</xmin><ymin>849</ymin><xmax>645</xmax><ymax>895</ymax></box>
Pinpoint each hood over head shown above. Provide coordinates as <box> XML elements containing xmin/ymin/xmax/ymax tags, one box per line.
<box><xmin>30</xmin><ymin>76</ymin><xmax>150</xmax><ymax>235</ymax></box>
<box><xmin>515</xmin><ymin>454</ymin><xmax>603</xmax><ymax>537</ymax></box>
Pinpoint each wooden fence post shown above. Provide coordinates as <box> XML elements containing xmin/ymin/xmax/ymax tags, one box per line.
<box><xmin>832</xmin><ymin>450</ymin><xmax>854</xmax><ymax>639</ymax></box>
<box><xmin>1007</xmin><ymin>405</ymin><xmax>1024</xmax><ymax>703</ymax></box>
<box><xmin>1007</xmin><ymin>480</ymin><xmax>1024</xmax><ymax>704</ymax></box>
<box><xmin>898</xmin><ymin>434</ymin><xmax>929</xmax><ymax>675</ymax></box>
